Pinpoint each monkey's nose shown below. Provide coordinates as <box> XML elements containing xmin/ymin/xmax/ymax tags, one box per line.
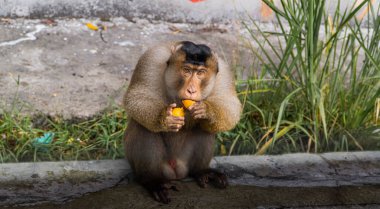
<box><xmin>187</xmin><ymin>88</ymin><xmax>197</xmax><ymax>95</ymax></box>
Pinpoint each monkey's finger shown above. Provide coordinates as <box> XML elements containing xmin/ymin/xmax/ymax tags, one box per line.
<box><xmin>168</xmin><ymin>116</ymin><xmax>185</xmax><ymax>124</ymax></box>
<box><xmin>168</xmin><ymin>117</ymin><xmax>185</xmax><ymax>125</ymax></box>
<box><xmin>194</xmin><ymin>113</ymin><xmax>207</xmax><ymax>119</ymax></box>
<box><xmin>188</xmin><ymin>102</ymin><xmax>200</xmax><ymax>110</ymax></box>
<box><xmin>174</xmin><ymin>121</ymin><xmax>185</xmax><ymax>126</ymax></box>
<box><xmin>172</xmin><ymin>116</ymin><xmax>185</xmax><ymax>122</ymax></box>
<box><xmin>194</xmin><ymin>115</ymin><xmax>206</xmax><ymax>120</ymax></box>
<box><xmin>188</xmin><ymin>101</ymin><xmax>203</xmax><ymax>111</ymax></box>
<box><xmin>168</xmin><ymin>125</ymin><xmax>181</xmax><ymax>132</ymax></box>
<box><xmin>158</xmin><ymin>191</ymin><xmax>170</xmax><ymax>204</ymax></box>
<box><xmin>190</xmin><ymin>105</ymin><xmax>205</xmax><ymax>114</ymax></box>
<box><xmin>154</xmin><ymin>190</ymin><xmax>170</xmax><ymax>204</ymax></box>
<box><xmin>169</xmin><ymin>124</ymin><xmax>182</xmax><ymax>129</ymax></box>
<box><xmin>193</xmin><ymin>108</ymin><xmax>206</xmax><ymax>115</ymax></box>
<box><xmin>193</xmin><ymin>110</ymin><xmax>207</xmax><ymax>119</ymax></box>
<box><xmin>168</xmin><ymin>122</ymin><xmax>185</xmax><ymax>128</ymax></box>
<box><xmin>166</xmin><ymin>103</ymin><xmax>177</xmax><ymax>115</ymax></box>
<box><xmin>167</xmin><ymin>122</ymin><xmax>182</xmax><ymax>128</ymax></box>
<box><xmin>197</xmin><ymin>176</ymin><xmax>208</xmax><ymax>188</ymax></box>
<box><xmin>152</xmin><ymin>192</ymin><xmax>160</xmax><ymax>202</ymax></box>
<box><xmin>172</xmin><ymin>115</ymin><xmax>184</xmax><ymax>119</ymax></box>
<box><xmin>166</xmin><ymin>108</ymin><xmax>173</xmax><ymax>116</ymax></box>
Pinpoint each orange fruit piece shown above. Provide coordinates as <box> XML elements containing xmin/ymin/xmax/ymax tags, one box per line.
<box><xmin>182</xmin><ymin>100</ymin><xmax>196</xmax><ymax>109</ymax></box>
<box><xmin>172</xmin><ymin>107</ymin><xmax>185</xmax><ymax>117</ymax></box>
<box><xmin>86</xmin><ymin>23</ymin><xmax>99</xmax><ymax>31</ymax></box>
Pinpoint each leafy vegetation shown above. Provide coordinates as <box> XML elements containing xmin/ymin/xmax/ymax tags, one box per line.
<box><xmin>218</xmin><ymin>0</ymin><xmax>380</xmax><ymax>155</ymax></box>
<box><xmin>0</xmin><ymin>108</ymin><xmax>126</xmax><ymax>162</ymax></box>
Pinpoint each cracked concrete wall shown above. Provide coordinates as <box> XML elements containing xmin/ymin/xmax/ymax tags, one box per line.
<box><xmin>0</xmin><ymin>0</ymin><xmax>377</xmax><ymax>23</ymax></box>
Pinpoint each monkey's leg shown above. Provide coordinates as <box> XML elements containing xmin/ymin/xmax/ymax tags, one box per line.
<box><xmin>139</xmin><ymin>177</ymin><xmax>179</xmax><ymax>204</ymax></box>
<box><xmin>124</xmin><ymin>120</ymin><xmax>176</xmax><ymax>203</ymax></box>
<box><xmin>185</xmin><ymin>130</ymin><xmax>229</xmax><ymax>189</ymax></box>
<box><xmin>192</xmin><ymin>168</ymin><xmax>228</xmax><ymax>189</ymax></box>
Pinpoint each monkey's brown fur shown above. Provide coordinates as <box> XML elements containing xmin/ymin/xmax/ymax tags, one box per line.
<box><xmin>123</xmin><ymin>42</ymin><xmax>241</xmax><ymax>203</ymax></box>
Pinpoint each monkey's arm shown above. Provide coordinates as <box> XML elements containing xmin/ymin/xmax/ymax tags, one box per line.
<box><xmin>123</xmin><ymin>44</ymin><xmax>173</xmax><ymax>133</ymax></box>
<box><xmin>200</xmin><ymin>58</ymin><xmax>242</xmax><ymax>133</ymax></box>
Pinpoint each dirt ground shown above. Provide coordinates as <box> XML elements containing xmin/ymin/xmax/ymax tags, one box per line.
<box><xmin>0</xmin><ymin>18</ymin><xmax>253</xmax><ymax>119</ymax></box>
<box><xmin>7</xmin><ymin>181</ymin><xmax>380</xmax><ymax>209</ymax></box>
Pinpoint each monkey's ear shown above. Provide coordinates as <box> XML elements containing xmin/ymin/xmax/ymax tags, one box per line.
<box><xmin>211</xmin><ymin>51</ymin><xmax>219</xmax><ymax>73</ymax></box>
<box><xmin>167</xmin><ymin>43</ymin><xmax>183</xmax><ymax>66</ymax></box>
<box><xmin>170</xmin><ymin>43</ymin><xmax>183</xmax><ymax>54</ymax></box>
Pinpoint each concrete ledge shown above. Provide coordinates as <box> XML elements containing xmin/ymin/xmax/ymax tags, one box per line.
<box><xmin>213</xmin><ymin>152</ymin><xmax>380</xmax><ymax>187</ymax></box>
<box><xmin>0</xmin><ymin>160</ymin><xmax>130</xmax><ymax>205</ymax></box>
<box><xmin>1</xmin><ymin>151</ymin><xmax>380</xmax><ymax>206</ymax></box>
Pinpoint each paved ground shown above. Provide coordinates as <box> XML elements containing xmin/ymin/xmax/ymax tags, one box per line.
<box><xmin>0</xmin><ymin>17</ymin><xmax>249</xmax><ymax>119</ymax></box>
<box><xmin>1</xmin><ymin>152</ymin><xmax>380</xmax><ymax>207</ymax></box>
<box><xmin>7</xmin><ymin>182</ymin><xmax>380</xmax><ymax>209</ymax></box>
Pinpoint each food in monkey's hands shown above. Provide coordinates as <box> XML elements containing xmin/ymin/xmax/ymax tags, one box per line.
<box><xmin>172</xmin><ymin>107</ymin><xmax>185</xmax><ymax>117</ymax></box>
<box><xmin>182</xmin><ymin>100</ymin><xmax>196</xmax><ymax>109</ymax></box>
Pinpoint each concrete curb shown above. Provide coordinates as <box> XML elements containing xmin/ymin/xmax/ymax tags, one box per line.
<box><xmin>214</xmin><ymin>152</ymin><xmax>380</xmax><ymax>187</ymax></box>
<box><xmin>1</xmin><ymin>151</ymin><xmax>380</xmax><ymax>206</ymax></box>
<box><xmin>0</xmin><ymin>160</ymin><xmax>130</xmax><ymax>205</ymax></box>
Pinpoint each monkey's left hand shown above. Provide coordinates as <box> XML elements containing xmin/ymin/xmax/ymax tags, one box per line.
<box><xmin>188</xmin><ymin>102</ymin><xmax>209</xmax><ymax>120</ymax></box>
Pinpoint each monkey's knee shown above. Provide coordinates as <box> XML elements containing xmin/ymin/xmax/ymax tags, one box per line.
<box><xmin>162</xmin><ymin>163</ymin><xmax>177</xmax><ymax>180</ymax></box>
<box><xmin>175</xmin><ymin>159</ymin><xmax>188</xmax><ymax>179</ymax></box>
<box><xmin>162</xmin><ymin>159</ymin><xmax>188</xmax><ymax>180</ymax></box>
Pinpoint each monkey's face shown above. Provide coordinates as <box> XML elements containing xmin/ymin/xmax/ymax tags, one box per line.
<box><xmin>177</xmin><ymin>63</ymin><xmax>217</xmax><ymax>101</ymax></box>
<box><xmin>165</xmin><ymin>42</ymin><xmax>218</xmax><ymax>102</ymax></box>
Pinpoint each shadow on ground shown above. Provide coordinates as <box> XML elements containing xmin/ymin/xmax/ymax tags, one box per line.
<box><xmin>9</xmin><ymin>181</ymin><xmax>380</xmax><ymax>209</ymax></box>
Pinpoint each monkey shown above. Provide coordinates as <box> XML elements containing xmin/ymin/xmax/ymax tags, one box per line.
<box><xmin>123</xmin><ymin>41</ymin><xmax>242</xmax><ymax>203</ymax></box>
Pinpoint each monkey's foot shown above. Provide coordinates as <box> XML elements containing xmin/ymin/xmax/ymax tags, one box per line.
<box><xmin>145</xmin><ymin>182</ymin><xmax>178</xmax><ymax>204</ymax></box>
<box><xmin>193</xmin><ymin>169</ymin><xmax>228</xmax><ymax>189</ymax></box>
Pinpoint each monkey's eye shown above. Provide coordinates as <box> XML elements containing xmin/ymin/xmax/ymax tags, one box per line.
<box><xmin>183</xmin><ymin>68</ymin><xmax>192</xmax><ymax>76</ymax></box>
<box><xmin>196</xmin><ymin>70</ymin><xmax>206</xmax><ymax>77</ymax></box>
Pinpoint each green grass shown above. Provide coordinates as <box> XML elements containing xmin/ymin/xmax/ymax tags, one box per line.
<box><xmin>0</xmin><ymin>108</ymin><xmax>126</xmax><ymax>162</ymax></box>
<box><xmin>217</xmin><ymin>0</ymin><xmax>380</xmax><ymax>155</ymax></box>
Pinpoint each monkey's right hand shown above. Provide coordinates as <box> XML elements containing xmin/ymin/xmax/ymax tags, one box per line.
<box><xmin>162</xmin><ymin>103</ymin><xmax>185</xmax><ymax>132</ymax></box>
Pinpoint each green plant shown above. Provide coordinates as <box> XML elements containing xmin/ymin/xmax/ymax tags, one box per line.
<box><xmin>218</xmin><ymin>0</ymin><xmax>380</xmax><ymax>155</ymax></box>
<box><xmin>0</xmin><ymin>108</ymin><xmax>127</xmax><ymax>163</ymax></box>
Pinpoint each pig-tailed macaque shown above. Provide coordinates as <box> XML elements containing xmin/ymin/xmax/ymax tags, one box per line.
<box><xmin>123</xmin><ymin>41</ymin><xmax>242</xmax><ymax>203</ymax></box>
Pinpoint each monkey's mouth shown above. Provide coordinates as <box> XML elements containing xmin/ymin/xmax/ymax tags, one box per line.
<box><xmin>179</xmin><ymin>97</ymin><xmax>200</xmax><ymax>102</ymax></box>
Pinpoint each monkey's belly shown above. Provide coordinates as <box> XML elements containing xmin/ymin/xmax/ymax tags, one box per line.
<box><xmin>123</xmin><ymin>120</ymin><xmax>215</xmax><ymax>181</ymax></box>
<box><xmin>162</xmin><ymin>130</ymin><xmax>215</xmax><ymax>180</ymax></box>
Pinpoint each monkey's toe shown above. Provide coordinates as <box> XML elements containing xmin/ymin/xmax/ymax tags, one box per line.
<box><xmin>193</xmin><ymin>169</ymin><xmax>228</xmax><ymax>189</ymax></box>
<box><xmin>212</xmin><ymin>172</ymin><xmax>228</xmax><ymax>189</ymax></box>
<box><xmin>196</xmin><ymin>174</ymin><xmax>209</xmax><ymax>188</ymax></box>
<box><xmin>143</xmin><ymin>182</ymin><xmax>174</xmax><ymax>204</ymax></box>
<box><xmin>151</xmin><ymin>184</ymin><xmax>171</xmax><ymax>204</ymax></box>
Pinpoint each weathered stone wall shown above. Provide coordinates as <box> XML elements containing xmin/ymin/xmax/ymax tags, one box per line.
<box><xmin>0</xmin><ymin>0</ymin><xmax>377</xmax><ymax>23</ymax></box>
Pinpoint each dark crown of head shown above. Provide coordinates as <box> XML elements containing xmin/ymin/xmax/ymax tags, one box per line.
<box><xmin>180</xmin><ymin>41</ymin><xmax>212</xmax><ymax>66</ymax></box>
